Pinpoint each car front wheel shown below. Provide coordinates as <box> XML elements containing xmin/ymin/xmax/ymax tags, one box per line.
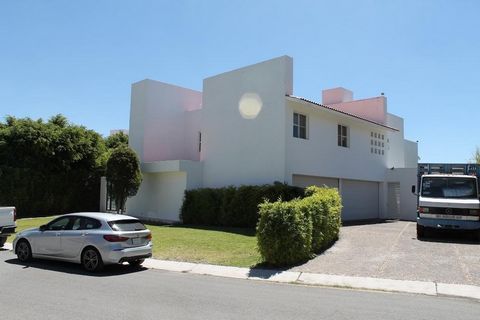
<box><xmin>16</xmin><ymin>240</ymin><xmax>32</xmax><ymax>262</ymax></box>
<box><xmin>81</xmin><ymin>247</ymin><xmax>104</xmax><ymax>272</ymax></box>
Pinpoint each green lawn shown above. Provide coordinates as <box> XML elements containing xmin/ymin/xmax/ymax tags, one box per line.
<box><xmin>10</xmin><ymin>216</ymin><xmax>261</xmax><ymax>267</ymax></box>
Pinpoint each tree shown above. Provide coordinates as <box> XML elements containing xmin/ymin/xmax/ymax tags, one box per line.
<box><xmin>474</xmin><ymin>147</ymin><xmax>480</xmax><ymax>164</ymax></box>
<box><xmin>105</xmin><ymin>131</ymin><xmax>128</xmax><ymax>149</ymax></box>
<box><xmin>0</xmin><ymin>114</ymin><xmax>106</xmax><ymax>217</ymax></box>
<box><xmin>106</xmin><ymin>146</ymin><xmax>142</xmax><ymax>213</ymax></box>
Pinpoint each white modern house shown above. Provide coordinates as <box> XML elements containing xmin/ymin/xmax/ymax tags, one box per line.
<box><xmin>126</xmin><ymin>56</ymin><xmax>418</xmax><ymax>223</ymax></box>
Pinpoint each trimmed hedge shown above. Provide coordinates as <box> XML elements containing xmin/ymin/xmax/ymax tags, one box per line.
<box><xmin>256</xmin><ymin>186</ymin><xmax>342</xmax><ymax>266</ymax></box>
<box><xmin>257</xmin><ymin>199</ymin><xmax>313</xmax><ymax>265</ymax></box>
<box><xmin>180</xmin><ymin>183</ymin><xmax>304</xmax><ymax>228</ymax></box>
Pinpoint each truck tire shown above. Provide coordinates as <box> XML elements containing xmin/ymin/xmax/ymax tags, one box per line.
<box><xmin>416</xmin><ymin>224</ymin><xmax>425</xmax><ymax>239</ymax></box>
<box><xmin>0</xmin><ymin>236</ymin><xmax>6</xmax><ymax>247</ymax></box>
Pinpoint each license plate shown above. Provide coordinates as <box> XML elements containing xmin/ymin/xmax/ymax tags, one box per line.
<box><xmin>420</xmin><ymin>213</ymin><xmax>479</xmax><ymax>221</ymax></box>
<box><xmin>132</xmin><ymin>237</ymin><xmax>143</xmax><ymax>245</ymax></box>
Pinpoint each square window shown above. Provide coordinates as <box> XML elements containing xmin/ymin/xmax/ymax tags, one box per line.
<box><xmin>374</xmin><ymin>133</ymin><xmax>377</xmax><ymax>138</ymax></box>
<box><xmin>381</xmin><ymin>134</ymin><xmax>384</xmax><ymax>140</ymax></box>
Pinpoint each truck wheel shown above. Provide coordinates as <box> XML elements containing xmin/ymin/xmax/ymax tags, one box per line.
<box><xmin>417</xmin><ymin>224</ymin><xmax>425</xmax><ymax>239</ymax></box>
<box><xmin>0</xmin><ymin>236</ymin><xmax>6</xmax><ymax>247</ymax></box>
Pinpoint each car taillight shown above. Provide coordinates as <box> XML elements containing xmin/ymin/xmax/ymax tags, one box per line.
<box><xmin>13</xmin><ymin>208</ymin><xmax>16</xmax><ymax>221</ymax></box>
<box><xmin>145</xmin><ymin>233</ymin><xmax>152</xmax><ymax>240</ymax></box>
<box><xmin>103</xmin><ymin>235</ymin><xmax>129</xmax><ymax>242</ymax></box>
<box><xmin>418</xmin><ymin>207</ymin><xmax>429</xmax><ymax>213</ymax></box>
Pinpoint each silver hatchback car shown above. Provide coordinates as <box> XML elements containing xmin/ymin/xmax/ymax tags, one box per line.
<box><xmin>13</xmin><ymin>212</ymin><xmax>152</xmax><ymax>272</ymax></box>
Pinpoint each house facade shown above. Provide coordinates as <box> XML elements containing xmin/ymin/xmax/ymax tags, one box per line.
<box><xmin>126</xmin><ymin>56</ymin><xmax>418</xmax><ymax>223</ymax></box>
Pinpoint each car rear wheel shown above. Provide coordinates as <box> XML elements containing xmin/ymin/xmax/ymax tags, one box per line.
<box><xmin>16</xmin><ymin>240</ymin><xmax>32</xmax><ymax>262</ymax></box>
<box><xmin>0</xmin><ymin>236</ymin><xmax>7</xmax><ymax>247</ymax></box>
<box><xmin>128</xmin><ymin>259</ymin><xmax>145</xmax><ymax>267</ymax></box>
<box><xmin>81</xmin><ymin>247</ymin><xmax>104</xmax><ymax>272</ymax></box>
<box><xmin>416</xmin><ymin>224</ymin><xmax>425</xmax><ymax>239</ymax></box>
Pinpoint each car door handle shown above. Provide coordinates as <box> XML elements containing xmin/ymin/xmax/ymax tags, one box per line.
<box><xmin>82</xmin><ymin>232</ymin><xmax>89</xmax><ymax>236</ymax></box>
<box><xmin>56</xmin><ymin>232</ymin><xmax>61</xmax><ymax>236</ymax></box>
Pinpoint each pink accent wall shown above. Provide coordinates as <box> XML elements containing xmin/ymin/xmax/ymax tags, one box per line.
<box><xmin>322</xmin><ymin>87</ymin><xmax>387</xmax><ymax>124</ymax></box>
<box><xmin>133</xmin><ymin>80</ymin><xmax>203</xmax><ymax>162</ymax></box>
<box><xmin>322</xmin><ymin>87</ymin><xmax>353</xmax><ymax>105</ymax></box>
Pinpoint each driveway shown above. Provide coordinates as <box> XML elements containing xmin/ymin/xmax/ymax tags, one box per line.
<box><xmin>292</xmin><ymin>221</ymin><xmax>480</xmax><ymax>286</ymax></box>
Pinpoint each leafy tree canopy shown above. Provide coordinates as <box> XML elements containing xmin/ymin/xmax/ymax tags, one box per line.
<box><xmin>106</xmin><ymin>146</ymin><xmax>142</xmax><ymax>213</ymax></box>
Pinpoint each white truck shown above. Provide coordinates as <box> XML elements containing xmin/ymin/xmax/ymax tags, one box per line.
<box><xmin>413</xmin><ymin>164</ymin><xmax>480</xmax><ymax>239</ymax></box>
<box><xmin>0</xmin><ymin>207</ymin><xmax>16</xmax><ymax>247</ymax></box>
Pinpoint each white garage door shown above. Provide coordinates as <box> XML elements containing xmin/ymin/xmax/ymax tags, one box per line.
<box><xmin>341</xmin><ymin>179</ymin><xmax>379</xmax><ymax>221</ymax></box>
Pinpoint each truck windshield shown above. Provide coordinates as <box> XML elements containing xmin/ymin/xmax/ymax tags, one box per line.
<box><xmin>421</xmin><ymin>177</ymin><xmax>478</xmax><ymax>199</ymax></box>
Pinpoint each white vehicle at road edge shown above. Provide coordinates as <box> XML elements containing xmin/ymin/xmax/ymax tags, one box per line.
<box><xmin>0</xmin><ymin>207</ymin><xmax>16</xmax><ymax>247</ymax></box>
<box><xmin>13</xmin><ymin>212</ymin><xmax>152</xmax><ymax>272</ymax></box>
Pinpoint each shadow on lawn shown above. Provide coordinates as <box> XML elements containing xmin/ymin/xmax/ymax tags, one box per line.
<box><xmin>161</xmin><ymin>224</ymin><xmax>256</xmax><ymax>237</ymax></box>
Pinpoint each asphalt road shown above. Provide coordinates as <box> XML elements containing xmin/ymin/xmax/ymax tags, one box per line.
<box><xmin>0</xmin><ymin>248</ymin><xmax>479</xmax><ymax>320</ymax></box>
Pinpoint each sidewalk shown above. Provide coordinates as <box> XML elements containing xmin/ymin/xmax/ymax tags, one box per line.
<box><xmin>4</xmin><ymin>242</ymin><xmax>480</xmax><ymax>301</ymax></box>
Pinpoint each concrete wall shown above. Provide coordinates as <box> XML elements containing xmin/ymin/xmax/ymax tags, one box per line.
<box><xmin>129</xmin><ymin>79</ymin><xmax>202</xmax><ymax>162</ymax></box>
<box><xmin>285</xmin><ymin>98</ymin><xmax>389</xmax><ymax>183</ymax></box>
<box><xmin>326</xmin><ymin>95</ymin><xmax>387</xmax><ymax>125</ymax></box>
<box><xmin>201</xmin><ymin>56</ymin><xmax>293</xmax><ymax>187</ymax></box>
<box><xmin>126</xmin><ymin>171</ymin><xmax>187</xmax><ymax>223</ymax></box>
<box><xmin>386</xmin><ymin>168</ymin><xmax>418</xmax><ymax>221</ymax></box>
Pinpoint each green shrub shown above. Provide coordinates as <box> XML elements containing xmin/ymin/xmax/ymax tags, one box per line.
<box><xmin>180</xmin><ymin>183</ymin><xmax>304</xmax><ymax>228</ymax></box>
<box><xmin>303</xmin><ymin>186</ymin><xmax>342</xmax><ymax>252</ymax></box>
<box><xmin>256</xmin><ymin>199</ymin><xmax>313</xmax><ymax>266</ymax></box>
<box><xmin>256</xmin><ymin>186</ymin><xmax>342</xmax><ymax>266</ymax></box>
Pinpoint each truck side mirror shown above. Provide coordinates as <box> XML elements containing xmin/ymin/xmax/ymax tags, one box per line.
<box><xmin>411</xmin><ymin>185</ymin><xmax>416</xmax><ymax>194</ymax></box>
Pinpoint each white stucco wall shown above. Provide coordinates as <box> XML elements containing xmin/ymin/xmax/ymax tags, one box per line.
<box><xmin>126</xmin><ymin>171</ymin><xmax>187</xmax><ymax>223</ymax></box>
<box><xmin>285</xmin><ymin>98</ymin><xmax>390</xmax><ymax>183</ymax></box>
<box><xmin>201</xmin><ymin>56</ymin><xmax>293</xmax><ymax>187</ymax></box>
<box><xmin>129</xmin><ymin>79</ymin><xmax>202</xmax><ymax>162</ymax></box>
<box><xmin>386</xmin><ymin>168</ymin><xmax>418</xmax><ymax>221</ymax></box>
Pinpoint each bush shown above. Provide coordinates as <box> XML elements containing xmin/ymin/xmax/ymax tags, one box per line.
<box><xmin>303</xmin><ymin>186</ymin><xmax>342</xmax><ymax>252</ymax></box>
<box><xmin>256</xmin><ymin>186</ymin><xmax>342</xmax><ymax>266</ymax></box>
<box><xmin>180</xmin><ymin>182</ymin><xmax>304</xmax><ymax>228</ymax></box>
<box><xmin>256</xmin><ymin>200</ymin><xmax>313</xmax><ymax>266</ymax></box>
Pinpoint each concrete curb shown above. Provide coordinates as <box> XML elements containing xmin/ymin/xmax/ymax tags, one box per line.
<box><xmin>3</xmin><ymin>242</ymin><xmax>480</xmax><ymax>301</ymax></box>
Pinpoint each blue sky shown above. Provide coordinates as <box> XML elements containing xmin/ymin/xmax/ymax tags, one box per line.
<box><xmin>1</xmin><ymin>0</ymin><xmax>479</xmax><ymax>163</ymax></box>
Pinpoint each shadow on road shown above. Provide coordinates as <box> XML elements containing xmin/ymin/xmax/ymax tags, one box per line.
<box><xmin>418</xmin><ymin>228</ymin><xmax>480</xmax><ymax>245</ymax></box>
<box><xmin>4</xmin><ymin>258</ymin><xmax>148</xmax><ymax>277</ymax></box>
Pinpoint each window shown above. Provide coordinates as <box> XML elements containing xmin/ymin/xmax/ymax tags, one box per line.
<box><xmin>198</xmin><ymin>132</ymin><xmax>202</xmax><ymax>153</ymax></box>
<box><xmin>109</xmin><ymin>219</ymin><xmax>147</xmax><ymax>231</ymax></box>
<box><xmin>72</xmin><ymin>217</ymin><xmax>101</xmax><ymax>230</ymax></box>
<box><xmin>46</xmin><ymin>217</ymin><xmax>71</xmax><ymax>231</ymax></box>
<box><xmin>338</xmin><ymin>125</ymin><xmax>348</xmax><ymax>147</ymax></box>
<box><xmin>293</xmin><ymin>113</ymin><xmax>307</xmax><ymax>139</ymax></box>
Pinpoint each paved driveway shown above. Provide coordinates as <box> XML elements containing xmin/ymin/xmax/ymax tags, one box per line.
<box><xmin>292</xmin><ymin>221</ymin><xmax>480</xmax><ymax>286</ymax></box>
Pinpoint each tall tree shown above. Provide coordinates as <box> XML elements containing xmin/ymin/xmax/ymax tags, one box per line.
<box><xmin>106</xmin><ymin>146</ymin><xmax>142</xmax><ymax>213</ymax></box>
<box><xmin>474</xmin><ymin>147</ymin><xmax>480</xmax><ymax>164</ymax></box>
<box><xmin>0</xmin><ymin>115</ymin><xmax>106</xmax><ymax>217</ymax></box>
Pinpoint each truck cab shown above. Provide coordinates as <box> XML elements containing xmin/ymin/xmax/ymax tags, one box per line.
<box><xmin>414</xmin><ymin>164</ymin><xmax>480</xmax><ymax>238</ymax></box>
<box><xmin>412</xmin><ymin>164</ymin><xmax>480</xmax><ymax>239</ymax></box>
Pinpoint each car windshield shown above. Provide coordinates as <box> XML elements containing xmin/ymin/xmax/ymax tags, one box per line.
<box><xmin>421</xmin><ymin>177</ymin><xmax>478</xmax><ymax>199</ymax></box>
<box><xmin>108</xmin><ymin>219</ymin><xmax>146</xmax><ymax>231</ymax></box>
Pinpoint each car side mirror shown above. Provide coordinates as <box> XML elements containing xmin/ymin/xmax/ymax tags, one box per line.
<box><xmin>411</xmin><ymin>185</ymin><xmax>416</xmax><ymax>194</ymax></box>
<box><xmin>39</xmin><ymin>225</ymin><xmax>47</xmax><ymax>232</ymax></box>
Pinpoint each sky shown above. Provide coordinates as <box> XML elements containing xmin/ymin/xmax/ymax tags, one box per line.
<box><xmin>1</xmin><ymin>0</ymin><xmax>479</xmax><ymax>163</ymax></box>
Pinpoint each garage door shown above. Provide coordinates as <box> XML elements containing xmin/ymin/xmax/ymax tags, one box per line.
<box><xmin>292</xmin><ymin>175</ymin><xmax>339</xmax><ymax>188</ymax></box>
<box><xmin>341</xmin><ymin>179</ymin><xmax>379</xmax><ymax>221</ymax></box>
